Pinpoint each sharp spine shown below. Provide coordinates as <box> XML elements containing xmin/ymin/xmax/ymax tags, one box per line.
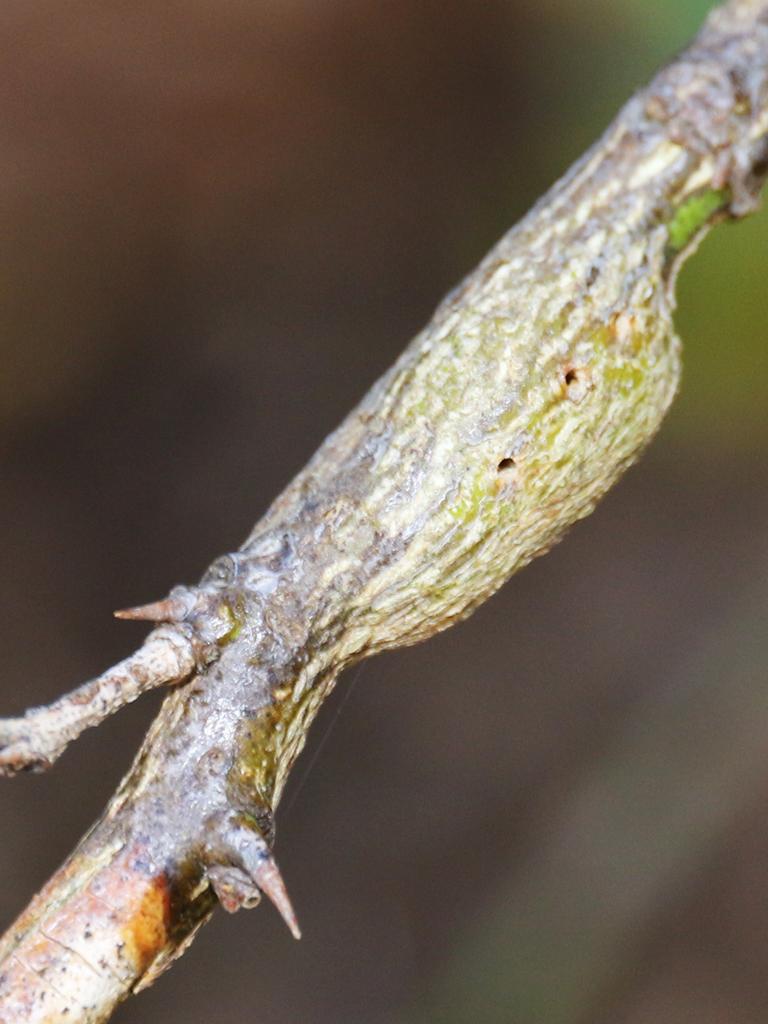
<box><xmin>254</xmin><ymin>856</ymin><xmax>301</xmax><ymax>940</ymax></box>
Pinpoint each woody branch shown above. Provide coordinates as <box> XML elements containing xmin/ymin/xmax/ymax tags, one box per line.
<box><xmin>0</xmin><ymin>2</ymin><xmax>767</xmax><ymax>1021</ymax></box>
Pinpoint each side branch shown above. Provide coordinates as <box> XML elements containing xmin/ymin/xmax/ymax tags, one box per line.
<box><xmin>0</xmin><ymin>627</ymin><xmax>197</xmax><ymax>775</ymax></box>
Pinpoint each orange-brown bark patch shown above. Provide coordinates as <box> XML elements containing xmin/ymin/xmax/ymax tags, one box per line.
<box><xmin>121</xmin><ymin>875</ymin><xmax>171</xmax><ymax>975</ymax></box>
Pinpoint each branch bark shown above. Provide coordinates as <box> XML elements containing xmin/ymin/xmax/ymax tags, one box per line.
<box><xmin>2</xmin><ymin>2</ymin><xmax>768</xmax><ymax>1020</ymax></box>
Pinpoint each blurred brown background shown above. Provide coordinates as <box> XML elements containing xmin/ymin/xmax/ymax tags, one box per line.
<box><xmin>2</xmin><ymin>1</ymin><xmax>768</xmax><ymax>1021</ymax></box>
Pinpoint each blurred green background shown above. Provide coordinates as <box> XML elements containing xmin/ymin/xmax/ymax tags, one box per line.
<box><xmin>1</xmin><ymin>2</ymin><xmax>768</xmax><ymax>1022</ymax></box>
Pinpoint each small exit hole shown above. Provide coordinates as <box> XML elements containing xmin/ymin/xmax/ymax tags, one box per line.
<box><xmin>564</xmin><ymin>368</ymin><xmax>578</xmax><ymax>386</ymax></box>
<box><xmin>497</xmin><ymin>457</ymin><xmax>515</xmax><ymax>471</ymax></box>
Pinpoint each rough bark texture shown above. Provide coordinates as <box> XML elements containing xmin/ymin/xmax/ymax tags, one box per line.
<box><xmin>1</xmin><ymin>1</ymin><xmax>768</xmax><ymax>1020</ymax></box>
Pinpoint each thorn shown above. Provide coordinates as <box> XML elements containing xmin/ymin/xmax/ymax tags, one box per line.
<box><xmin>114</xmin><ymin>595</ymin><xmax>190</xmax><ymax>623</ymax></box>
<box><xmin>254</xmin><ymin>856</ymin><xmax>302</xmax><ymax>940</ymax></box>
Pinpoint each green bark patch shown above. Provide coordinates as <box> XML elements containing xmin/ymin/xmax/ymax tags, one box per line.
<box><xmin>666</xmin><ymin>188</ymin><xmax>731</xmax><ymax>252</ymax></box>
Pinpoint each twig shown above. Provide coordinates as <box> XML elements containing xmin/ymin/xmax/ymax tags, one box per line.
<box><xmin>1</xmin><ymin>2</ymin><xmax>767</xmax><ymax>1020</ymax></box>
